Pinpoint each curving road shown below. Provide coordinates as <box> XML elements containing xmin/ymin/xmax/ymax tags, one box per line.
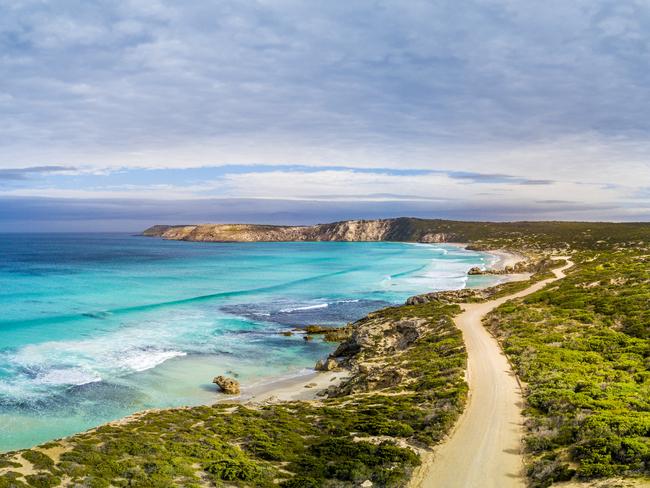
<box><xmin>411</xmin><ymin>258</ymin><xmax>574</xmax><ymax>488</ymax></box>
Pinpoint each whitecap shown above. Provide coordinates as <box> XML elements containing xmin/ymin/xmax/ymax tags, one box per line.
<box><xmin>279</xmin><ymin>303</ymin><xmax>328</xmax><ymax>313</ymax></box>
<box><xmin>35</xmin><ymin>368</ymin><xmax>102</xmax><ymax>387</ymax></box>
<box><xmin>115</xmin><ymin>349</ymin><xmax>187</xmax><ymax>373</ymax></box>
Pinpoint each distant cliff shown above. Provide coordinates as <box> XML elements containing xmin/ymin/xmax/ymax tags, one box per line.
<box><xmin>142</xmin><ymin>218</ymin><xmax>650</xmax><ymax>249</ymax></box>
<box><xmin>142</xmin><ymin>218</ymin><xmax>456</xmax><ymax>243</ymax></box>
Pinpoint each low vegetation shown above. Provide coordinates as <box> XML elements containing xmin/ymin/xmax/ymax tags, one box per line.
<box><xmin>485</xmin><ymin>249</ymin><xmax>650</xmax><ymax>487</ymax></box>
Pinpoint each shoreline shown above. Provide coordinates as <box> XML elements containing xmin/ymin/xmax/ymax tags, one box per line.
<box><xmin>206</xmin><ymin>246</ymin><xmax>525</xmax><ymax>408</ymax></box>
<box><xmin>487</xmin><ymin>248</ymin><xmax>526</xmax><ymax>270</ymax></box>
<box><xmin>101</xmin><ymin>370</ymin><xmax>349</xmax><ymax>430</ymax></box>
<box><xmin>441</xmin><ymin>242</ymin><xmax>526</xmax><ymax>269</ymax></box>
<box><xmin>118</xmin><ymin>246</ymin><xmax>525</xmax><ymax>416</ymax></box>
<box><xmin>0</xmin><ymin>245</ymin><xmax>523</xmax><ymax>454</ymax></box>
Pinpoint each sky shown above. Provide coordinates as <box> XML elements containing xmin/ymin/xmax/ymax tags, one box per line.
<box><xmin>1</xmin><ymin>0</ymin><xmax>650</xmax><ymax>231</ymax></box>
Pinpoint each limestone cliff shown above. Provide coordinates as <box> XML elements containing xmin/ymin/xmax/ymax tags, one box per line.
<box><xmin>142</xmin><ymin>218</ymin><xmax>456</xmax><ymax>243</ymax></box>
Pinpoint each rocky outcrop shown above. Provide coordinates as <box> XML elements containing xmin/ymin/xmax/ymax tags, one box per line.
<box><xmin>309</xmin><ymin>219</ymin><xmax>395</xmax><ymax>241</ymax></box>
<box><xmin>295</xmin><ymin>325</ymin><xmax>351</xmax><ymax>342</ymax></box>
<box><xmin>406</xmin><ymin>288</ymin><xmax>488</xmax><ymax>305</ymax></box>
<box><xmin>419</xmin><ymin>232</ymin><xmax>453</xmax><ymax>243</ymax></box>
<box><xmin>318</xmin><ymin>314</ymin><xmax>435</xmax><ymax>395</ymax></box>
<box><xmin>336</xmin><ymin>317</ymin><xmax>427</xmax><ymax>357</ymax></box>
<box><xmin>213</xmin><ymin>375</ymin><xmax>240</xmax><ymax>394</ymax></box>
<box><xmin>465</xmin><ymin>257</ymin><xmax>550</xmax><ymax>277</ymax></box>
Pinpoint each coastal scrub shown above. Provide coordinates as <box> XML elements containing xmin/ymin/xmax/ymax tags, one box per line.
<box><xmin>485</xmin><ymin>250</ymin><xmax>650</xmax><ymax>487</ymax></box>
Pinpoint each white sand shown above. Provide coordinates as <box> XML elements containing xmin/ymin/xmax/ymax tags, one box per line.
<box><xmin>487</xmin><ymin>248</ymin><xmax>526</xmax><ymax>270</ymax></box>
<box><xmin>236</xmin><ymin>370</ymin><xmax>348</xmax><ymax>404</ymax></box>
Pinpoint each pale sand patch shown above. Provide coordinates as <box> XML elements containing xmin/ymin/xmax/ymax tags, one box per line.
<box><xmin>409</xmin><ymin>257</ymin><xmax>573</xmax><ymax>488</ymax></box>
<box><xmin>49</xmin><ymin>369</ymin><xmax>347</xmax><ymax>437</ymax></box>
<box><xmin>0</xmin><ymin>442</ymin><xmax>72</xmax><ymax>481</ymax></box>
<box><xmin>500</xmin><ymin>271</ymin><xmax>532</xmax><ymax>282</ymax></box>
<box><xmin>228</xmin><ymin>370</ymin><xmax>348</xmax><ymax>405</ymax></box>
<box><xmin>556</xmin><ymin>478</ymin><xmax>650</xmax><ymax>488</ymax></box>
<box><xmin>1</xmin><ymin>453</ymin><xmax>36</xmax><ymax>477</ymax></box>
<box><xmin>36</xmin><ymin>442</ymin><xmax>69</xmax><ymax>464</ymax></box>
<box><xmin>99</xmin><ymin>370</ymin><xmax>347</xmax><ymax>428</ymax></box>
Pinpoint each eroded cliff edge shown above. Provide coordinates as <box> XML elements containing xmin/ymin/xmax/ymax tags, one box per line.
<box><xmin>142</xmin><ymin>218</ymin><xmax>457</xmax><ymax>243</ymax></box>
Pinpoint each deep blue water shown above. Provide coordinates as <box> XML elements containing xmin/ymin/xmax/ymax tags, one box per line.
<box><xmin>0</xmin><ymin>234</ymin><xmax>496</xmax><ymax>451</ymax></box>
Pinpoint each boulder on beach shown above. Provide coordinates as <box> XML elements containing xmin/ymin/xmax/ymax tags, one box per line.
<box><xmin>315</xmin><ymin>358</ymin><xmax>339</xmax><ymax>371</ymax></box>
<box><xmin>467</xmin><ymin>266</ymin><xmax>484</xmax><ymax>275</ymax></box>
<box><xmin>212</xmin><ymin>375</ymin><xmax>241</xmax><ymax>394</ymax></box>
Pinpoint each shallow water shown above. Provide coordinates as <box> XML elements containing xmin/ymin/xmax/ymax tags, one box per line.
<box><xmin>0</xmin><ymin>234</ymin><xmax>496</xmax><ymax>451</ymax></box>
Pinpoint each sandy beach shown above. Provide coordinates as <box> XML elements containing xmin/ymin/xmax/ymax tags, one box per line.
<box><xmin>487</xmin><ymin>248</ymin><xmax>527</xmax><ymax>270</ymax></box>
<box><xmin>222</xmin><ymin>369</ymin><xmax>348</xmax><ymax>404</ymax></box>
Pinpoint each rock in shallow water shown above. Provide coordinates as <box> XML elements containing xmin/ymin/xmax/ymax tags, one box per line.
<box><xmin>212</xmin><ymin>375</ymin><xmax>240</xmax><ymax>395</ymax></box>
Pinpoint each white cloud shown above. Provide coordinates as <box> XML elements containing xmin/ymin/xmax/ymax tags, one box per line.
<box><xmin>0</xmin><ymin>0</ymin><xmax>650</xmax><ymax>218</ymax></box>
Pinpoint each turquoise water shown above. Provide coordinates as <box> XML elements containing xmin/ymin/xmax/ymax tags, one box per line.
<box><xmin>0</xmin><ymin>234</ymin><xmax>497</xmax><ymax>451</ymax></box>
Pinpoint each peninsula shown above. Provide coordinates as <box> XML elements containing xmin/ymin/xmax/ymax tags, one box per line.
<box><xmin>143</xmin><ymin>217</ymin><xmax>650</xmax><ymax>249</ymax></box>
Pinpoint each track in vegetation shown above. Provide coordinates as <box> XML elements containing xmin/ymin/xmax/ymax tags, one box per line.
<box><xmin>413</xmin><ymin>258</ymin><xmax>573</xmax><ymax>488</ymax></box>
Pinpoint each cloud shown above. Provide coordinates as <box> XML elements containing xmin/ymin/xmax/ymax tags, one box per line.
<box><xmin>0</xmin><ymin>1</ymin><xmax>649</xmax><ymax>177</ymax></box>
<box><xmin>0</xmin><ymin>165</ymin><xmax>77</xmax><ymax>180</ymax></box>
<box><xmin>0</xmin><ymin>1</ymin><xmax>649</xmax><ymax>225</ymax></box>
<box><xmin>0</xmin><ymin>164</ymin><xmax>633</xmax><ymax>214</ymax></box>
<box><xmin>441</xmin><ymin>171</ymin><xmax>554</xmax><ymax>186</ymax></box>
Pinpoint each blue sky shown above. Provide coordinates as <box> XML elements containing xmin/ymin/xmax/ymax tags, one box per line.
<box><xmin>1</xmin><ymin>0</ymin><xmax>650</xmax><ymax>230</ymax></box>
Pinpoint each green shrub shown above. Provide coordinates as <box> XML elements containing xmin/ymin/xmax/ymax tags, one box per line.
<box><xmin>203</xmin><ymin>458</ymin><xmax>263</xmax><ymax>482</ymax></box>
<box><xmin>23</xmin><ymin>473</ymin><xmax>61</xmax><ymax>488</ymax></box>
<box><xmin>20</xmin><ymin>451</ymin><xmax>54</xmax><ymax>471</ymax></box>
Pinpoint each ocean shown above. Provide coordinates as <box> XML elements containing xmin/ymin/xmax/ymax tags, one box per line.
<box><xmin>0</xmin><ymin>233</ymin><xmax>498</xmax><ymax>451</ymax></box>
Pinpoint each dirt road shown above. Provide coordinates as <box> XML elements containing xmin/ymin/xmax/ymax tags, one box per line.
<box><xmin>410</xmin><ymin>258</ymin><xmax>573</xmax><ymax>488</ymax></box>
